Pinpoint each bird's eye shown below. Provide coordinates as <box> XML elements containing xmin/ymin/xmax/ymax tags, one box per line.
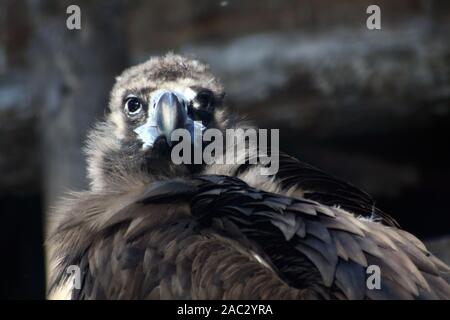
<box><xmin>194</xmin><ymin>90</ymin><xmax>215</xmax><ymax>110</ymax></box>
<box><xmin>124</xmin><ymin>96</ymin><xmax>143</xmax><ymax>116</ymax></box>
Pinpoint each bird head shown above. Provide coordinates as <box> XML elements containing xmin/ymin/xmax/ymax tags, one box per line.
<box><xmin>86</xmin><ymin>53</ymin><xmax>227</xmax><ymax>191</ymax></box>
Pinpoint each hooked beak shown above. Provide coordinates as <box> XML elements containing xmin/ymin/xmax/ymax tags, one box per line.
<box><xmin>155</xmin><ymin>91</ymin><xmax>187</xmax><ymax>145</ymax></box>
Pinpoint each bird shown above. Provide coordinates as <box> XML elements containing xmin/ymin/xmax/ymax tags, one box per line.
<box><xmin>47</xmin><ymin>53</ymin><xmax>450</xmax><ymax>300</ymax></box>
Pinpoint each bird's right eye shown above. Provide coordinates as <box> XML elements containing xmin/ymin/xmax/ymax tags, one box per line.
<box><xmin>124</xmin><ymin>96</ymin><xmax>143</xmax><ymax>117</ymax></box>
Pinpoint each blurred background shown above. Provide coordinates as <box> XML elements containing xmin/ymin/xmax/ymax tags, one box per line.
<box><xmin>0</xmin><ymin>0</ymin><xmax>449</xmax><ymax>299</ymax></box>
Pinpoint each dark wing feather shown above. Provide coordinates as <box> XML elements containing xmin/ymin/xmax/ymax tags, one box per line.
<box><xmin>182</xmin><ymin>175</ymin><xmax>450</xmax><ymax>300</ymax></box>
<box><xmin>49</xmin><ymin>174</ymin><xmax>450</xmax><ymax>300</ymax></box>
<box><xmin>48</xmin><ymin>180</ymin><xmax>310</xmax><ymax>299</ymax></box>
<box><xmin>236</xmin><ymin>152</ymin><xmax>399</xmax><ymax>227</ymax></box>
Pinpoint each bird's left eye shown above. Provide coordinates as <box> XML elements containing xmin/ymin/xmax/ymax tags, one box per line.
<box><xmin>124</xmin><ymin>96</ymin><xmax>143</xmax><ymax>116</ymax></box>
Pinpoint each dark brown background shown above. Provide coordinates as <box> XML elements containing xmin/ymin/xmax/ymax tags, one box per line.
<box><xmin>0</xmin><ymin>0</ymin><xmax>449</xmax><ymax>299</ymax></box>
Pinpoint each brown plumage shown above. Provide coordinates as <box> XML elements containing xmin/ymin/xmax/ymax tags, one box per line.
<box><xmin>47</xmin><ymin>53</ymin><xmax>450</xmax><ymax>300</ymax></box>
